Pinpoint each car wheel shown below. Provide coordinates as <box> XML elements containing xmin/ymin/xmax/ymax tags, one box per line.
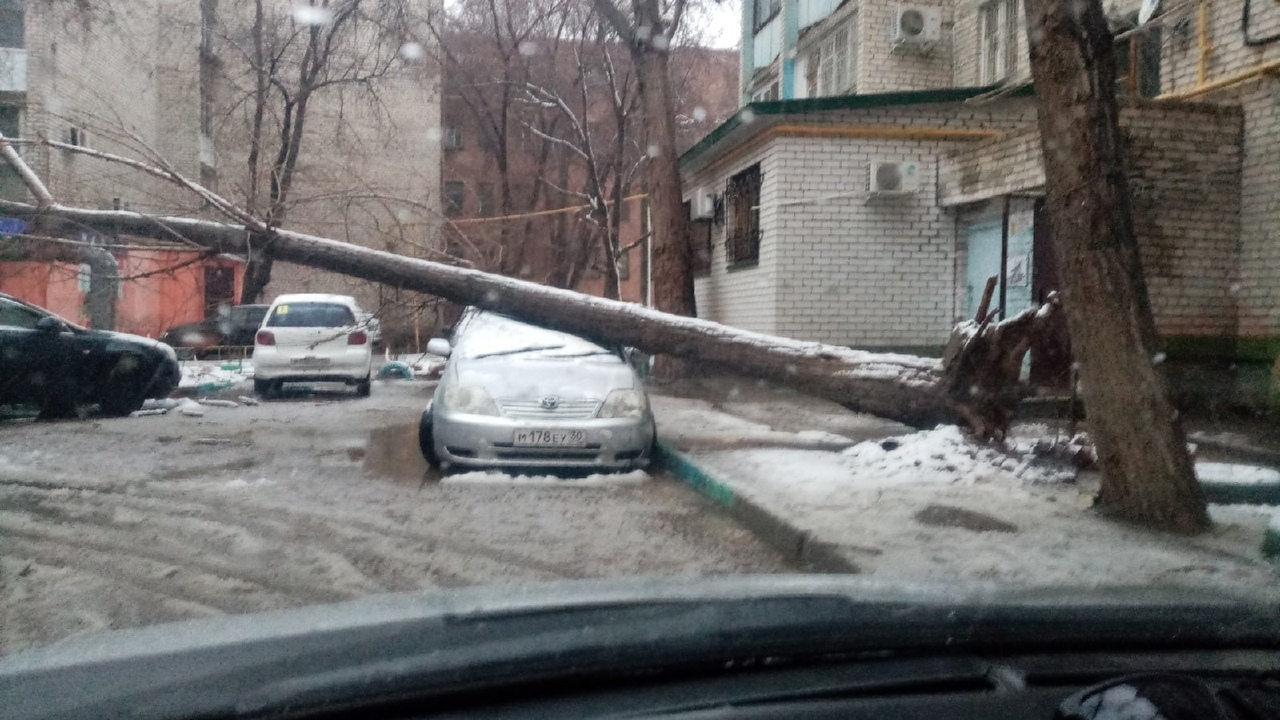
<box><xmin>99</xmin><ymin>355</ymin><xmax>150</xmax><ymax>417</ymax></box>
<box><xmin>418</xmin><ymin>409</ymin><xmax>440</xmax><ymax>468</ymax></box>
<box><xmin>254</xmin><ymin>378</ymin><xmax>276</xmax><ymax>399</ymax></box>
<box><xmin>100</xmin><ymin>382</ymin><xmax>147</xmax><ymax>417</ymax></box>
<box><xmin>356</xmin><ymin>376</ymin><xmax>372</xmax><ymax>398</ymax></box>
<box><xmin>37</xmin><ymin>393</ymin><xmax>78</xmax><ymax>421</ymax></box>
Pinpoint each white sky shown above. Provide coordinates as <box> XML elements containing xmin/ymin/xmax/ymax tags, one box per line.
<box><xmin>689</xmin><ymin>0</ymin><xmax>742</xmax><ymax>49</ymax></box>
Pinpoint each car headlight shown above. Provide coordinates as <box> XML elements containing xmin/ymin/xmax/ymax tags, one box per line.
<box><xmin>442</xmin><ymin>385</ymin><xmax>500</xmax><ymax>416</ymax></box>
<box><xmin>600</xmin><ymin>389</ymin><xmax>647</xmax><ymax>419</ymax></box>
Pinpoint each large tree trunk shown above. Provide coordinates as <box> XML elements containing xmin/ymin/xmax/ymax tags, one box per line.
<box><xmin>0</xmin><ymin>199</ymin><xmax>972</xmax><ymax>427</ymax></box>
<box><xmin>1025</xmin><ymin>0</ymin><xmax>1208</xmax><ymax>532</ymax></box>
<box><xmin>634</xmin><ymin>41</ymin><xmax>694</xmax><ymax>320</ymax></box>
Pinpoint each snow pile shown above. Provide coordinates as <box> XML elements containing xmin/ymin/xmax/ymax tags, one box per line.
<box><xmin>1196</xmin><ymin>462</ymin><xmax>1280</xmax><ymax>485</ymax></box>
<box><xmin>444</xmin><ymin>470</ymin><xmax>650</xmax><ymax>486</ymax></box>
<box><xmin>840</xmin><ymin>425</ymin><xmax>1077</xmax><ymax>486</ymax></box>
<box><xmin>179</xmin><ymin>361</ymin><xmax>254</xmax><ymax>391</ymax></box>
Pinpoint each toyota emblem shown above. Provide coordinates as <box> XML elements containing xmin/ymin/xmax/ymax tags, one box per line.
<box><xmin>539</xmin><ymin>396</ymin><xmax>561</xmax><ymax>410</ymax></box>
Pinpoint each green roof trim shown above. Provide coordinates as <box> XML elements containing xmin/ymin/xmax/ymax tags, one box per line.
<box><xmin>679</xmin><ymin>83</ymin><xmax>1036</xmax><ymax>170</ymax></box>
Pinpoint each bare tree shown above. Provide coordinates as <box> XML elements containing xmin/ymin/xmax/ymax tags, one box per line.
<box><xmin>212</xmin><ymin>0</ymin><xmax>420</xmax><ymax>301</ymax></box>
<box><xmin>1024</xmin><ymin>0</ymin><xmax>1208</xmax><ymax>532</ymax></box>
<box><xmin>590</xmin><ymin>0</ymin><xmax>696</xmax><ymax>322</ymax></box>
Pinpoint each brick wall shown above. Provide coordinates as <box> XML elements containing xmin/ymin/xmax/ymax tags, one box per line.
<box><xmin>939</xmin><ymin>126</ymin><xmax>1043</xmax><ymax>204</ymax></box>
<box><xmin>1235</xmin><ymin>84</ymin><xmax>1280</xmax><ymax>340</ymax></box>
<box><xmin>856</xmin><ymin>2</ymin><xmax>956</xmax><ymax>94</ymax></box>
<box><xmin>687</xmin><ymin>145</ymin><xmax>782</xmax><ymax>336</ymax></box>
<box><xmin>1120</xmin><ymin>101</ymin><xmax>1245</xmax><ymax>337</ymax></box>
<box><xmin>685</xmin><ymin>97</ymin><xmax>1037</xmax><ymax>349</ymax></box>
<box><xmin>23</xmin><ymin>1</ymin><xmax>174</xmax><ymax>213</ymax></box>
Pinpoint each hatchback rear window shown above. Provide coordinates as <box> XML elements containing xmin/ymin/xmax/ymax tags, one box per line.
<box><xmin>265</xmin><ymin>303</ymin><xmax>356</xmax><ymax>328</ymax></box>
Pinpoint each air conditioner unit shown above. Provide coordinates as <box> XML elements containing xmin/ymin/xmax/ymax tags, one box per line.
<box><xmin>868</xmin><ymin>161</ymin><xmax>922</xmax><ymax>195</ymax></box>
<box><xmin>891</xmin><ymin>5</ymin><xmax>942</xmax><ymax>49</ymax></box>
<box><xmin>690</xmin><ymin>189</ymin><xmax>715</xmax><ymax>220</ymax></box>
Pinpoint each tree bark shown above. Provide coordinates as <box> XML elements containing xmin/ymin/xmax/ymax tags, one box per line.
<box><xmin>1024</xmin><ymin>0</ymin><xmax>1209</xmax><ymax>532</ymax></box>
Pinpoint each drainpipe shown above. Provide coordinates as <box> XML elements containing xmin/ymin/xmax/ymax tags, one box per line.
<box><xmin>741</xmin><ymin>0</ymin><xmax>755</xmax><ymax>105</ymax></box>
<box><xmin>999</xmin><ymin>196</ymin><xmax>1010</xmax><ymax>320</ymax></box>
<box><xmin>781</xmin><ymin>0</ymin><xmax>800</xmax><ymax>99</ymax></box>
<box><xmin>79</xmin><ymin>244</ymin><xmax>119</xmax><ymax>330</ymax></box>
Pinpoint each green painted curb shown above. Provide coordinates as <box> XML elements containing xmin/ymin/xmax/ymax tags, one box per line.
<box><xmin>1199</xmin><ymin>480</ymin><xmax>1280</xmax><ymax>506</ymax></box>
<box><xmin>653</xmin><ymin>440</ymin><xmax>736</xmax><ymax>507</ymax></box>
<box><xmin>1263</xmin><ymin>517</ymin><xmax>1280</xmax><ymax>561</ymax></box>
<box><xmin>652</xmin><ymin>440</ymin><xmax>858</xmax><ymax>574</ymax></box>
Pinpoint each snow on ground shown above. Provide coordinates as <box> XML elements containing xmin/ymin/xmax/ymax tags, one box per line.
<box><xmin>178</xmin><ymin>360</ymin><xmax>254</xmax><ymax>390</ymax></box>
<box><xmin>650</xmin><ymin>395</ymin><xmax>901</xmax><ymax>450</ymax></box>
<box><xmin>444</xmin><ymin>470</ymin><xmax>650</xmax><ymax>486</ymax></box>
<box><xmin>682</xmin><ymin>417</ymin><xmax>1280</xmax><ymax>591</ymax></box>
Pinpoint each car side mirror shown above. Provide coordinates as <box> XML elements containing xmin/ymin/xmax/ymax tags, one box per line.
<box><xmin>34</xmin><ymin>316</ymin><xmax>66</xmax><ymax>333</ymax></box>
<box><xmin>426</xmin><ymin>338</ymin><xmax>451</xmax><ymax>357</ymax></box>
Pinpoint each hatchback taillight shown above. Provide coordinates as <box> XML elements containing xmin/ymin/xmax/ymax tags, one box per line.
<box><xmin>255</xmin><ymin>330</ymin><xmax>275</xmax><ymax>346</ymax></box>
<box><xmin>348</xmin><ymin>331</ymin><xmax>368</xmax><ymax>345</ymax></box>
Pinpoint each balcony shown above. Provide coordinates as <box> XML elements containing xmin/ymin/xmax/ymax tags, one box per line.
<box><xmin>0</xmin><ymin>47</ymin><xmax>26</xmax><ymax>93</ymax></box>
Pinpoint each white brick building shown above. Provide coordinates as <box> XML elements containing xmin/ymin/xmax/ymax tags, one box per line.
<box><xmin>690</xmin><ymin>0</ymin><xmax>1279</xmax><ymax>406</ymax></box>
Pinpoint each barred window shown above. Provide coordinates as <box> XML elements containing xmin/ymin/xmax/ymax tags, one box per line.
<box><xmin>724</xmin><ymin>164</ymin><xmax>761</xmax><ymax>268</ymax></box>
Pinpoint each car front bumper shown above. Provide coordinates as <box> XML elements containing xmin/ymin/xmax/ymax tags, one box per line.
<box><xmin>432</xmin><ymin>410</ymin><xmax>655</xmax><ymax>471</ymax></box>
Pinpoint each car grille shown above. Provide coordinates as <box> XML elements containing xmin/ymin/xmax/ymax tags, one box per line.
<box><xmin>497</xmin><ymin>398</ymin><xmax>601</xmax><ymax>419</ymax></box>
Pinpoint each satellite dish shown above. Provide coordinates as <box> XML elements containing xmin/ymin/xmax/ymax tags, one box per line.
<box><xmin>1138</xmin><ymin>0</ymin><xmax>1160</xmax><ymax>25</ymax></box>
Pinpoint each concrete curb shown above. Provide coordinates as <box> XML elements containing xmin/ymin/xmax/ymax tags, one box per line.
<box><xmin>654</xmin><ymin>440</ymin><xmax>859</xmax><ymax>574</ymax></box>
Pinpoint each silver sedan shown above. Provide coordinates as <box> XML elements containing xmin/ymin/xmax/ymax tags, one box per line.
<box><xmin>418</xmin><ymin>310</ymin><xmax>656</xmax><ymax>472</ymax></box>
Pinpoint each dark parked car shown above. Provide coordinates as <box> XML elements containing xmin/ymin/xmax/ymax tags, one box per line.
<box><xmin>0</xmin><ymin>293</ymin><xmax>180</xmax><ymax>418</ymax></box>
<box><xmin>159</xmin><ymin>304</ymin><xmax>269</xmax><ymax>355</ymax></box>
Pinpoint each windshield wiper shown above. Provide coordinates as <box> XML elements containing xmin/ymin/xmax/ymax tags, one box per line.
<box><xmin>470</xmin><ymin>344</ymin><xmax>566</xmax><ymax>359</ymax></box>
<box><xmin>545</xmin><ymin>350</ymin><xmax>616</xmax><ymax>358</ymax></box>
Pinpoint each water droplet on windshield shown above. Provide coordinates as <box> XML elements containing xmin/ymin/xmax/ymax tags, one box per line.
<box><xmin>395</xmin><ymin>208</ymin><xmax>411</xmax><ymax>222</ymax></box>
<box><xmin>692</xmin><ymin>106</ymin><xmax>707</xmax><ymax>122</ymax></box>
<box><xmin>636</xmin><ymin>25</ymin><xmax>652</xmax><ymax>40</ymax></box>
<box><xmin>483</xmin><ymin>289</ymin><xmax>500</xmax><ymax>304</ymax></box>
<box><xmin>292</xmin><ymin>4</ymin><xmax>333</xmax><ymax>26</ymax></box>
<box><xmin>1229</xmin><ymin>282</ymin><xmax>1242</xmax><ymax>294</ymax></box>
<box><xmin>652</xmin><ymin>33</ymin><xmax>670</xmax><ymax>50</ymax></box>
<box><xmin>425</xmin><ymin>127</ymin><xmax>444</xmax><ymax>142</ymax></box>
<box><xmin>1151</xmin><ymin>352</ymin><xmax>1167</xmax><ymax>365</ymax></box>
<box><xmin>741</xmin><ymin>109</ymin><xmax>757</xmax><ymax>124</ymax></box>
<box><xmin>400</xmin><ymin>42</ymin><xmax>424</xmax><ymax>60</ymax></box>
<box><xmin>647</xmin><ymin>144</ymin><xmax>660</xmax><ymax>158</ymax></box>
<box><xmin>518</xmin><ymin>40</ymin><xmax>539</xmax><ymax>56</ymax></box>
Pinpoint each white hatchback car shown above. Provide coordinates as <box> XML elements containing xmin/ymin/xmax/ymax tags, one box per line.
<box><xmin>252</xmin><ymin>294</ymin><xmax>373</xmax><ymax>398</ymax></box>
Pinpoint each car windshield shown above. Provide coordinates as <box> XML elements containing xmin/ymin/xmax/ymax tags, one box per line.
<box><xmin>265</xmin><ymin>302</ymin><xmax>356</xmax><ymax>328</ymax></box>
<box><xmin>4</xmin><ymin>1</ymin><xmax>1280</xmax><ymax>708</ymax></box>
<box><xmin>456</xmin><ymin>313</ymin><xmax>619</xmax><ymax>362</ymax></box>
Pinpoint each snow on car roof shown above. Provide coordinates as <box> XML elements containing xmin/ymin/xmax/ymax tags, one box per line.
<box><xmin>269</xmin><ymin>293</ymin><xmax>359</xmax><ymax>307</ymax></box>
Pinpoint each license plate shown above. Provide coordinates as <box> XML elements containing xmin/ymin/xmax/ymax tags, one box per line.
<box><xmin>514</xmin><ymin>429</ymin><xmax>587</xmax><ymax>447</ymax></box>
<box><xmin>290</xmin><ymin>356</ymin><xmax>331</xmax><ymax>367</ymax></box>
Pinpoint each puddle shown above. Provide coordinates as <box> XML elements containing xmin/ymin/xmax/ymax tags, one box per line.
<box><xmin>363</xmin><ymin>423</ymin><xmax>431</xmax><ymax>482</ymax></box>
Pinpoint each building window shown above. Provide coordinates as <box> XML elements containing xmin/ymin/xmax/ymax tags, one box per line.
<box><xmin>442</xmin><ymin>125</ymin><xmax>462</xmax><ymax>149</ymax></box>
<box><xmin>0</xmin><ymin>105</ymin><xmax>18</xmax><ymax>138</ymax></box>
<box><xmin>0</xmin><ymin>0</ymin><xmax>24</xmax><ymax>49</ymax></box>
<box><xmin>724</xmin><ymin>164</ymin><xmax>761</xmax><ymax>268</ymax></box>
<box><xmin>751</xmin><ymin>81</ymin><xmax>780</xmax><ymax>102</ymax></box>
<box><xmin>979</xmin><ymin>0</ymin><xmax>1018</xmax><ymax>84</ymax></box>
<box><xmin>67</xmin><ymin>127</ymin><xmax>87</xmax><ymax>147</ymax></box>
<box><xmin>476</xmin><ymin>182</ymin><xmax>494</xmax><ymax>217</ymax></box>
<box><xmin>688</xmin><ymin>205</ymin><xmax>713</xmax><ymax>279</ymax></box>
<box><xmin>811</xmin><ymin>21</ymin><xmax>856</xmax><ymax>96</ymax></box>
<box><xmin>443</xmin><ymin>180</ymin><xmax>465</xmax><ymax>217</ymax></box>
<box><xmin>753</xmin><ymin>0</ymin><xmax>780</xmax><ymax>32</ymax></box>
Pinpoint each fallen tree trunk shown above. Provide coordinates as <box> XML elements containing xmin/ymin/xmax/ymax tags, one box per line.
<box><xmin>0</xmin><ymin>200</ymin><xmax>1055</xmax><ymax>431</ymax></box>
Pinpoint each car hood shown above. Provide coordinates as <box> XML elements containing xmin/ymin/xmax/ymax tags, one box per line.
<box><xmin>453</xmin><ymin>356</ymin><xmax>636</xmax><ymax>399</ymax></box>
<box><xmin>98</xmin><ymin>330</ymin><xmax>179</xmax><ymax>362</ymax></box>
<box><xmin>2</xmin><ymin>576</ymin><xmax>1278</xmax><ymax>720</ymax></box>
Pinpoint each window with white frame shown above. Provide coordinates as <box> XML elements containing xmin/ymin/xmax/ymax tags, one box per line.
<box><xmin>809</xmin><ymin>20</ymin><xmax>857</xmax><ymax>97</ymax></box>
<box><xmin>979</xmin><ymin>0</ymin><xmax>1019</xmax><ymax>84</ymax></box>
